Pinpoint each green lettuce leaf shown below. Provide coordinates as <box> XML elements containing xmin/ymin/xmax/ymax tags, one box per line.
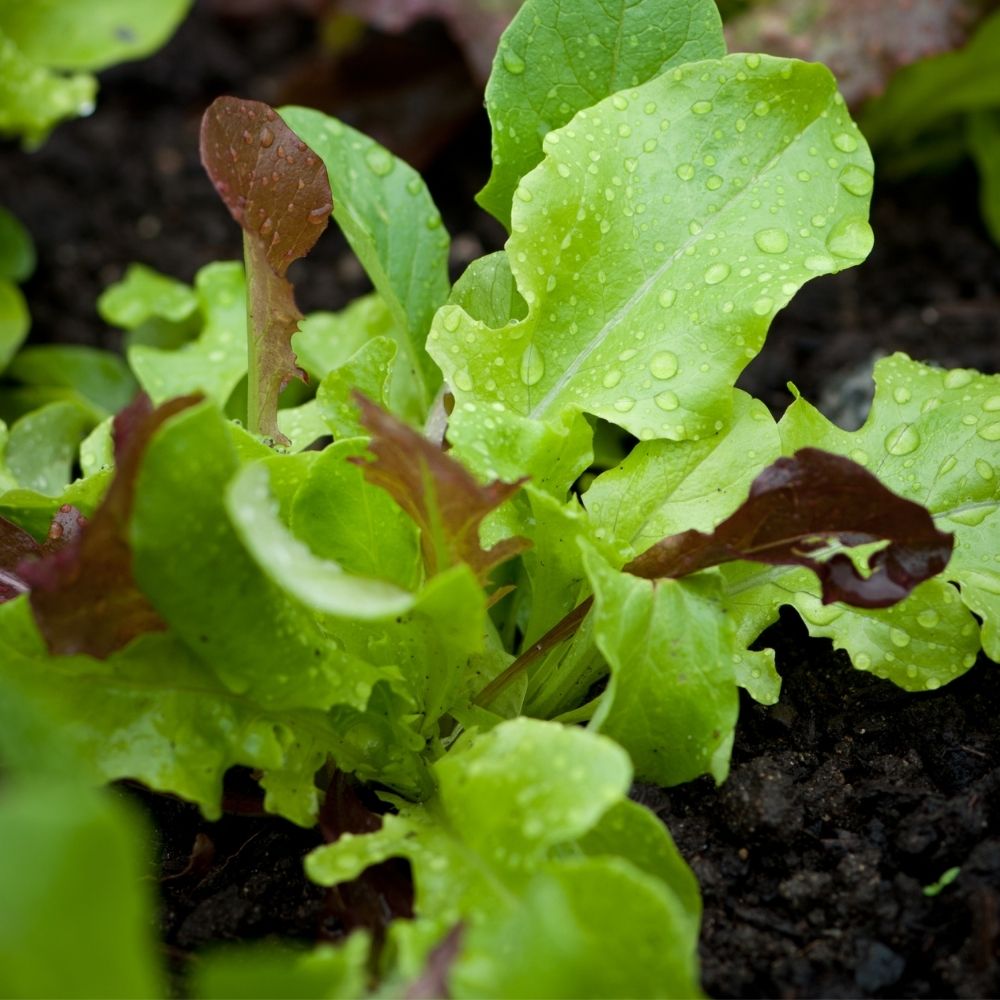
<box><xmin>227</xmin><ymin>461</ymin><xmax>416</xmax><ymax>620</ymax></box>
<box><xmin>0</xmin><ymin>276</ymin><xmax>29</xmax><ymax>373</ymax></box>
<box><xmin>125</xmin><ymin>261</ymin><xmax>248</xmax><ymax>408</ymax></box>
<box><xmin>0</xmin><ymin>29</ymin><xmax>95</xmax><ymax>145</ymax></box>
<box><xmin>279</xmin><ymin>108</ymin><xmax>450</xmax><ymax>421</ymax></box>
<box><xmin>290</xmin><ymin>437</ymin><xmax>421</xmax><ymax>591</ymax></box>
<box><xmin>478</xmin><ymin>0</ymin><xmax>725</xmax><ymax>228</ymax></box>
<box><xmin>4</xmin><ymin>345</ymin><xmax>137</xmax><ymax>418</ymax></box>
<box><xmin>0</xmin><ymin>597</ymin><xmax>418</xmax><ymax>824</ymax></box>
<box><xmin>0</xmin><ymin>205</ymin><xmax>35</xmax><ymax>283</ymax></box>
<box><xmin>3</xmin><ymin>399</ymin><xmax>94</xmax><ymax>496</ymax></box>
<box><xmin>0</xmin><ymin>0</ymin><xmax>191</xmax><ymax>72</ymax></box>
<box><xmin>725</xmin><ymin>352</ymin><xmax>997</xmax><ymax>690</ymax></box>
<box><xmin>307</xmin><ymin>718</ymin><xmax>702</xmax><ymax>998</ymax></box>
<box><xmin>583</xmin><ymin>390</ymin><xmax>779</xmax><ymax>559</ymax></box>
<box><xmin>129</xmin><ymin>400</ymin><xmax>387</xmax><ymax>713</ymax></box>
<box><xmin>431</xmin><ymin>55</ymin><xmax>874</xmax><ymax>463</ymax></box>
<box><xmin>584</xmin><ymin>544</ymin><xmax>737</xmax><ymax>786</ymax></box>
<box><xmin>193</xmin><ymin>935</ymin><xmax>370</xmax><ymax>1000</ymax></box>
<box><xmin>0</xmin><ymin>779</ymin><xmax>163</xmax><ymax>998</ymax></box>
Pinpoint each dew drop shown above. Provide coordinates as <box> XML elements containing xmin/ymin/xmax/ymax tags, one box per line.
<box><xmin>745</xmin><ymin>53</ymin><xmax>761</xmax><ymax>69</ymax></box>
<box><xmin>649</xmin><ymin>351</ymin><xmax>679</xmax><ymax>380</ymax></box>
<box><xmin>838</xmin><ymin>164</ymin><xmax>874</xmax><ymax>197</ymax></box>
<box><xmin>805</xmin><ymin>254</ymin><xmax>835</xmax><ymax>272</ymax></box>
<box><xmin>890</xmin><ymin>628</ymin><xmax>911</xmax><ymax>648</ymax></box>
<box><xmin>944</xmin><ymin>368</ymin><xmax>973</xmax><ymax>389</ymax></box>
<box><xmin>884</xmin><ymin>423</ymin><xmax>920</xmax><ymax>456</ymax></box>
<box><xmin>753</xmin><ymin>100</ymin><xmax>770</xmax><ymax>117</ymax></box>
<box><xmin>752</xmin><ymin>296</ymin><xmax>773</xmax><ymax>316</ymax></box>
<box><xmin>706</xmin><ymin>174</ymin><xmax>724</xmax><ymax>191</ymax></box>
<box><xmin>917</xmin><ymin>609</ymin><xmax>939</xmax><ymax>629</ymax></box>
<box><xmin>453</xmin><ymin>370</ymin><xmax>473</xmax><ymax>392</ymax></box>
<box><xmin>259</xmin><ymin>217</ymin><xmax>274</xmax><ymax>236</ymax></box>
<box><xmin>614</xmin><ymin>396</ymin><xmax>635</xmax><ymax>413</ymax></box>
<box><xmin>754</xmin><ymin>227</ymin><xmax>789</xmax><ymax>254</ymax></box>
<box><xmin>519</xmin><ymin>344</ymin><xmax>545</xmax><ymax>386</ymax></box>
<box><xmin>602</xmin><ymin>368</ymin><xmax>623</xmax><ymax>389</ymax></box>
<box><xmin>976</xmin><ymin>458</ymin><xmax>994</xmax><ymax>480</ymax></box>
<box><xmin>692</xmin><ymin>100</ymin><xmax>713</xmax><ymax>114</ymax></box>
<box><xmin>825</xmin><ymin>216</ymin><xmax>874</xmax><ymax>260</ymax></box>
<box><xmin>502</xmin><ymin>49</ymin><xmax>526</xmax><ymax>74</ymax></box>
<box><xmin>925</xmin><ymin>677</ymin><xmax>941</xmax><ymax>691</ymax></box>
<box><xmin>557</xmin><ymin>162</ymin><xmax>571</xmax><ymax>178</ymax></box>
<box><xmin>850</xmin><ymin>448</ymin><xmax>869</xmax><ymax>466</ymax></box>
<box><xmin>938</xmin><ymin>455</ymin><xmax>957</xmax><ymax>476</ymax></box>
<box><xmin>704</xmin><ymin>263</ymin><xmax>731</xmax><ymax>285</ymax></box>
<box><xmin>893</xmin><ymin>386</ymin><xmax>912</xmax><ymax>404</ymax></box>
<box><xmin>442</xmin><ymin>310</ymin><xmax>461</xmax><ymax>333</ymax></box>
<box><xmin>855</xmin><ymin>653</ymin><xmax>872</xmax><ymax>670</ymax></box>
<box><xmin>658</xmin><ymin>288</ymin><xmax>677</xmax><ymax>309</ymax></box>
<box><xmin>982</xmin><ymin>395</ymin><xmax>1000</xmax><ymax>412</ymax></box>
<box><xmin>978</xmin><ymin>421</ymin><xmax>1000</xmax><ymax>442</ymax></box>
<box><xmin>676</xmin><ymin>163</ymin><xmax>695</xmax><ymax>181</ymax></box>
<box><xmin>655</xmin><ymin>390</ymin><xmax>679</xmax><ymax>411</ymax></box>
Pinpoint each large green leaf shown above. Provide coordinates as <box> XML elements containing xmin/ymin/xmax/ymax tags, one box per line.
<box><xmin>278</xmin><ymin>108</ymin><xmax>450</xmax><ymax>420</ymax></box>
<box><xmin>129</xmin><ymin>401</ymin><xmax>385</xmax><ymax>713</ymax></box>
<box><xmin>431</xmin><ymin>55</ymin><xmax>874</xmax><ymax>461</ymax></box>
<box><xmin>0</xmin><ymin>599</ymin><xmax>410</xmax><ymax>825</ymax></box>
<box><xmin>584</xmin><ymin>545</ymin><xmax>738</xmax><ymax>785</ymax></box>
<box><xmin>307</xmin><ymin>718</ymin><xmax>701</xmax><ymax>998</ymax></box>
<box><xmin>478</xmin><ymin>0</ymin><xmax>725</xmax><ymax>228</ymax></box>
<box><xmin>0</xmin><ymin>779</ymin><xmax>163</xmax><ymax>998</ymax></box>
<box><xmin>0</xmin><ymin>0</ymin><xmax>191</xmax><ymax>71</ymax></box>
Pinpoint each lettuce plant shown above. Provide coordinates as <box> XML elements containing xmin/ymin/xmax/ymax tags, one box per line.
<box><xmin>1</xmin><ymin>0</ymin><xmax>998</xmax><ymax>994</ymax></box>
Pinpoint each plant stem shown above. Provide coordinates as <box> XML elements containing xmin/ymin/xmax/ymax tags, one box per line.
<box><xmin>474</xmin><ymin>597</ymin><xmax>593</xmax><ymax>707</ymax></box>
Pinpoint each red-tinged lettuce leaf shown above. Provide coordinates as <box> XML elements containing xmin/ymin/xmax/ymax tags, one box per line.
<box><xmin>725</xmin><ymin>0</ymin><xmax>987</xmax><ymax>107</ymax></box>
<box><xmin>0</xmin><ymin>517</ymin><xmax>41</xmax><ymax>601</ymax></box>
<box><xmin>0</xmin><ymin>505</ymin><xmax>87</xmax><ymax>602</ymax></box>
<box><xmin>626</xmin><ymin>448</ymin><xmax>953</xmax><ymax>609</ymax></box>
<box><xmin>352</xmin><ymin>392</ymin><xmax>530</xmax><ymax>584</ymax></box>
<box><xmin>18</xmin><ymin>395</ymin><xmax>199</xmax><ymax>657</ymax></box>
<box><xmin>200</xmin><ymin>96</ymin><xmax>332</xmax><ymax>443</ymax></box>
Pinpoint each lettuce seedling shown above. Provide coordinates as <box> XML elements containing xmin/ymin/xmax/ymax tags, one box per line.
<box><xmin>200</xmin><ymin>96</ymin><xmax>332</xmax><ymax>443</ymax></box>
<box><xmin>1</xmin><ymin>0</ymin><xmax>998</xmax><ymax>993</ymax></box>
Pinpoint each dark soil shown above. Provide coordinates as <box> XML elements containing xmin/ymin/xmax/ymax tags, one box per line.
<box><xmin>3</xmin><ymin>3</ymin><xmax>999</xmax><ymax>997</ymax></box>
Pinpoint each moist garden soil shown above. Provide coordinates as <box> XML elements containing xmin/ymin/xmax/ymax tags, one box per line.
<box><xmin>2</xmin><ymin>3</ymin><xmax>999</xmax><ymax>997</ymax></box>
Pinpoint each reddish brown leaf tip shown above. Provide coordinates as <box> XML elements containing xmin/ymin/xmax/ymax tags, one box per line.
<box><xmin>200</xmin><ymin>96</ymin><xmax>333</xmax><ymax>442</ymax></box>
<box><xmin>19</xmin><ymin>394</ymin><xmax>201</xmax><ymax>657</ymax></box>
<box><xmin>350</xmin><ymin>392</ymin><xmax>530</xmax><ymax>584</ymax></box>
<box><xmin>627</xmin><ymin>448</ymin><xmax>953</xmax><ymax>609</ymax></box>
<box><xmin>200</xmin><ymin>96</ymin><xmax>332</xmax><ymax>275</ymax></box>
